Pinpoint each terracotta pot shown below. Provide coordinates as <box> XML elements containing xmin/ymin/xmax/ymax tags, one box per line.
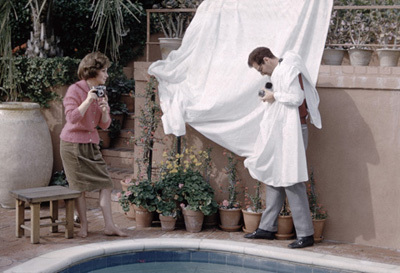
<box><xmin>377</xmin><ymin>49</ymin><xmax>400</xmax><ymax>67</ymax></box>
<box><xmin>276</xmin><ymin>215</ymin><xmax>294</xmax><ymax>240</ymax></box>
<box><xmin>0</xmin><ymin>102</ymin><xmax>53</xmax><ymax>208</ymax></box>
<box><xmin>97</xmin><ymin>129</ymin><xmax>111</xmax><ymax>149</ymax></box>
<box><xmin>313</xmin><ymin>219</ymin><xmax>326</xmax><ymax>243</ymax></box>
<box><xmin>120</xmin><ymin>93</ymin><xmax>135</xmax><ymax>113</ymax></box>
<box><xmin>242</xmin><ymin>209</ymin><xmax>262</xmax><ymax>234</ymax></box>
<box><xmin>182</xmin><ymin>209</ymin><xmax>204</xmax><ymax>233</ymax></box>
<box><xmin>322</xmin><ymin>48</ymin><xmax>345</xmax><ymax>65</ymax></box>
<box><xmin>203</xmin><ymin>212</ymin><xmax>218</xmax><ymax>228</ymax></box>
<box><xmin>218</xmin><ymin>208</ymin><xmax>242</xmax><ymax>231</ymax></box>
<box><xmin>348</xmin><ymin>48</ymin><xmax>373</xmax><ymax>66</ymax></box>
<box><xmin>159</xmin><ymin>214</ymin><xmax>177</xmax><ymax>231</ymax></box>
<box><xmin>159</xmin><ymin>38</ymin><xmax>182</xmax><ymax>60</ymax></box>
<box><xmin>133</xmin><ymin>204</ymin><xmax>153</xmax><ymax>228</ymax></box>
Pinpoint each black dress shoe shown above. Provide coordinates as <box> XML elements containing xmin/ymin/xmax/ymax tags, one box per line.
<box><xmin>244</xmin><ymin>228</ymin><xmax>276</xmax><ymax>240</ymax></box>
<box><xmin>288</xmin><ymin>235</ymin><xmax>314</xmax><ymax>248</ymax></box>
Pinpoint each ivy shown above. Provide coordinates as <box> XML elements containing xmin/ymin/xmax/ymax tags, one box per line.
<box><xmin>0</xmin><ymin>57</ymin><xmax>80</xmax><ymax>108</ymax></box>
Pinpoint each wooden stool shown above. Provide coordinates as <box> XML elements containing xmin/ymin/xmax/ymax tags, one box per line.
<box><xmin>9</xmin><ymin>186</ymin><xmax>81</xmax><ymax>244</ymax></box>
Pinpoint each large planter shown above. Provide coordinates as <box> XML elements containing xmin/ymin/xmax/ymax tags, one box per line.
<box><xmin>242</xmin><ymin>209</ymin><xmax>262</xmax><ymax>234</ymax></box>
<box><xmin>276</xmin><ymin>215</ymin><xmax>294</xmax><ymax>240</ymax></box>
<box><xmin>218</xmin><ymin>208</ymin><xmax>242</xmax><ymax>232</ymax></box>
<box><xmin>348</xmin><ymin>48</ymin><xmax>373</xmax><ymax>66</ymax></box>
<box><xmin>313</xmin><ymin>219</ymin><xmax>326</xmax><ymax>243</ymax></box>
<box><xmin>182</xmin><ymin>209</ymin><xmax>204</xmax><ymax>233</ymax></box>
<box><xmin>322</xmin><ymin>48</ymin><xmax>345</xmax><ymax>65</ymax></box>
<box><xmin>0</xmin><ymin>102</ymin><xmax>53</xmax><ymax>208</ymax></box>
<box><xmin>159</xmin><ymin>214</ymin><xmax>177</xmax><ymax>231</ymax></box>
<box><xmin>159</xmin><ymin>38</ymin><xmax>182</xmax><ymax>60</ymax></box>
<box><xmin>133</xmin><ymin>204</ymin><xmax>153</xmax><ymax>228</ymax></box>
<box><xmin>377</xmin><ymin>49</ymin><xmax>400</xmax><ymax>67</ymax></box>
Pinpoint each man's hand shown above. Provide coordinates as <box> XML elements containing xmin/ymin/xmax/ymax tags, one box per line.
<box><xmin>260</xmin><ymin>89</ymin><xmax>275</xmax><ymax>103</ymax></box>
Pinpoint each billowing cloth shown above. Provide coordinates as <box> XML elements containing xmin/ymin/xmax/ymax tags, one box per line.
<box><xmin>148</xmin><ymin>0</ymin><xmax>332</xmax><ymax>185</ymax></box>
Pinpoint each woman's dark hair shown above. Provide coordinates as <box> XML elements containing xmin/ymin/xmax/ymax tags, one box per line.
<box><xmin>248</xmin><ymin>47</ymin><xmax>276</xmax><ymax>67</ymax></box>
<box><xmin>77</xmin><ymin>52</ymin><xmax>111</xmax><ymax>80</ymax></box>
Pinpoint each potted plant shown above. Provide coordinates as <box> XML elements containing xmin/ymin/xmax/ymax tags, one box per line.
<box><xmin>218</xmin><ymin>151</ymin><xmax>243</xmax><ymax>232</ymax></box>
<box><xmin>276</xmin><ymin>199</ymin><xmax>294</xmax><ymax>240</ymax></box>
<box><xmin>371</xmin><ymin>8</ymin><xmax>400</xmax><ymax>67</ymax></box>
<box><xmin>323</xmin><ymin>3</ymin><xmax>350</xmax><ymax>65</ymax></box>
<box><xmin>152</xmin><ymin>0</ymin><xmax>204</xmax><ymax>59</ymax></box>
<box><xmin>343</xmin><ymin>8</ymin><xmax>375</xmax><ymax>66</ymax></box>
<box><xmin>307</xmin><ymin>170</ymin><xmax>328</xmax><ymax>243</ymax></box>
<box><xmin>160</xmin><ymin>146</ymin><xmax>217</xmax><ymax>232</ymax></box>
<box><xmin>118</xmin><ymin>178</ymin><xmax>157</xmax><ymax>228</ymax></box>
<box><xmin>242</xmin><ymin>181</ymin><xmax>264</xmax><ymax>234</ymax></box>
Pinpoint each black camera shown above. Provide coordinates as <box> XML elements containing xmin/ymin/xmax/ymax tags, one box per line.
<box><xmin>95</xmin><ymin>86</ymin><xmax>106</xmax><ymax>97</ymax></box>
<box><xmin>258</xmin><ymin>82</ymin><xmax>273</xmax><ymax>97</ymax></box>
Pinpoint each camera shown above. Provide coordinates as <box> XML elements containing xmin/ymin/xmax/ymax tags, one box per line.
<box><xmin>258</xmin><ymin>82</ymin><xmax>273</xmax><ymax>97</ymax></box>
<box><xmin>95</xmin><ymin>85</ymin><xmax>106</xmax><ymax>97</ymax></box>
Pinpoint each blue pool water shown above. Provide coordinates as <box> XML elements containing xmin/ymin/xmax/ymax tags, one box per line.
<box><xmin>60</xmin><ymin>250</ymin><xmax>354</xmax><ymax>273</ymax></box>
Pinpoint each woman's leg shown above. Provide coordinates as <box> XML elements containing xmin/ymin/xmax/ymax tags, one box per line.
<box><xmin>99</xmin><ymin>188</ymin><xmax>127</xmax><ymax>236</ymax></box>
<box><xmin>75</xmin><ymin>192</ymin><xmax>88</xmax><ymax>237</ymax></box>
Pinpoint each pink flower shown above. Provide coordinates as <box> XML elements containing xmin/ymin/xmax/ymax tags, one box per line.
<box><xmin>222</xmin><ymin>200</ymin><xmax>229</xmax><ymax>207</ymax></box>
<box><xmin>178</xmin><ymin>183</ymin><xmax>184</xmax><ymax>189</ymax></box>
<box><xmin>135</xmin><ymin>181</ymin><xmax>140</xmax><ymax>186</ymax></box>
<box><xmin>124</xmin><ymin>191</ymin><xmax>132</xmax><ymax>197</ymax></box>
<box><xmin>180</xmin><ymin>203</ymin><xmax>186</xmax><ymax>209</ymax></box>
<box><xmin>116</xmin><ymin>192</ymin><xmax>122</xmax><ymax>198</ymax></box>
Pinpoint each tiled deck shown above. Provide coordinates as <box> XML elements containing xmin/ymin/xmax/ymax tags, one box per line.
<box><xmin>1</xmin><ymin>205</ymin><xmax>399</xmax><ymax>272</ymax></box>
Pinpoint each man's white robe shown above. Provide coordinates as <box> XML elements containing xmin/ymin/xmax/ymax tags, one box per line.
<box><xmin>244</xmin><ymin>51</ymin><xmax>321</xmax><ymax>187</ymax></box>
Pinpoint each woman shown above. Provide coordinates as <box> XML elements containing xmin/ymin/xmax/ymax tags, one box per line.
<box><xmin>60</xmin><ymin>52</ymin><xmax>126</xmax><ymax>237</ymax></box>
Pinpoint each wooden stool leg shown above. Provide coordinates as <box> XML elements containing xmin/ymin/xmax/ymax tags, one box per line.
<box><xmin>64</xmin><ymin>199</ymin><xmax>74</xmax><ymax>238</ymax></box>
<box><xmin>30</xmin><ymin>203</ymin><xmax>40</xmax><ymax>244</ymax></box>
<box><xmin>15</xmin><ymin>199</ymin><xmax>25</xmax><ymax>238</ymax></box>
<box><xmin>50</xmin><ymin>200</ymin><xmax>59</xmax><ymax>233</ymax></box>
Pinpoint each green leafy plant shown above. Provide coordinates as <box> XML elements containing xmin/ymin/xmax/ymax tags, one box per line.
<box><xmin>279</xmin><ymin>199</ymin><xmax>291</xmax><ymax>216</ymax></box>
<box><xmin>155</xmin><ymin>170</ymin><xmax>184</xmax><ymax>217</ymax></box>
<box><xmin>118</xmin><ymin>179</ymin><xmax>157</xmax><ymax>213</ymax></box>
<box><xmin>219</xmin><ymin>151</ymin><xmax>241</xmax><ymax>209</ymax></box>
<box><xmin>307</xmin><ymin>170</ymin><xmax>328</xmax><ymax>220</ymax></box>
<box><xmin>160</xmin><ymin>146</ymin><xmax>218</xmax><ymax>215</ymax></box>
<box><xmin>244</xmin><ymin>181</ymin><xmax>263</xmax><ymax>213</ymax></box>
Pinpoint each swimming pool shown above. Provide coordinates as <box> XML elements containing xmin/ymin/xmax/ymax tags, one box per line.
<box><xmin>5</xmin><ymin>239</ymin><xmax>399</xmax><ymax>273</ymax></box>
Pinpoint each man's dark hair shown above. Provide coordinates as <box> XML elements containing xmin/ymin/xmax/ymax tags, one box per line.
<box><xmin>248</xmin><ymin>47</ymin><xmax>276</xmax><ymax>67</ymax></box>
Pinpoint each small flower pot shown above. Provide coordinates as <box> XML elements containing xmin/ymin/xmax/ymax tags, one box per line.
<box><xmin>133</xmin><ymin>205</ymin><xmax>153</xmax><ymax>228</ymax></box>
<box><xmin>348</xmin><ymin>48</ymin><xmax>373</xmax><ymax>66</ymax></box>
<box><xmin>218</xmin><ymin>208</ymin><xmax>242</xmax><ymax>232</ymax></box>
<box><xmin>322</xmin><ymin>48</ymin><xmax>345</xmax><ymax>65</ymax></box>
<box><xmin>182</xmin><ymin>209</ymin><xmax>204</xmax><ymax>233</ymax></box>
<box><xmin>377</xmin><ymin>49</ymin><xmax>400</xmax><ymax>67</ymax></box>
<box><xmin>312</xmin><ymin>219</ymin><xmax>326</xmax><ymax>243</ymax></box>
<box><xmin>242</xmin><ymin>209</ymin><xmax>262</xmax><ymax>234</ymax></box>
<box><xmin>159</xmin><ymin>214</ymin><xmax>177</xmax><ymax>231</ymax></box>
<box><xmin>276</xmin><ymin>215</ymin><xmax>294</xmax><ymax>240</ymax></box>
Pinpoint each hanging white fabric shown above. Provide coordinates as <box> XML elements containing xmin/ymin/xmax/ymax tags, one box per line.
<box><xmin>148</xmin><ymin>0</ymin><xmax>333</xmax><ymax>186</ymax></box>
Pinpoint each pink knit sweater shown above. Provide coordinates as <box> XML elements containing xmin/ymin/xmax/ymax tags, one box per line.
<box><xmin>60</xmin><ymin>80</ymin><xmax>111</xmax><ymax>144</ymax></box>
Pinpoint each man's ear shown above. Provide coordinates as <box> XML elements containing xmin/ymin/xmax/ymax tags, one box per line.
<box><xmin>262</xmin><ymin>56</ymin><xmax>269</xmax><ymax>63</ymax></box>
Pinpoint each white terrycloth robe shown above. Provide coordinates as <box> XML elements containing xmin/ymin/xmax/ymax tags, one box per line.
<box><xmin>244</xmin><ymin>51</ymin><xmax>321</xmax><ymax>187</ymax></box>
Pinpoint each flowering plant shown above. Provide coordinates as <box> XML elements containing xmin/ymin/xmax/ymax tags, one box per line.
<box><xmin>219</xmin><ymin>151</ymin><xmax>241</xmax><ymax>209</ymax></box>
<box><xmin>244</xmin><ymin>181</ymin><xmax>264</xmax><ymax>213</ymax></box>
<box><xmin>307</xmin><ymin>171</ymin><xmax>328</xmax><ymax>220</ymax></box>
<box><xmin>118</xmin><ymin>179</ymin><xmax>157</xmax><ymax>213</ymax></box>
<box><xmin>159</xmin><ymin>146</ymin><xmax>218</xmax><ymax>215</ymax></box>
<box><xmin>371</xmin><ymin>8</ymin><xmax>400</xmax><ymax>49</ymax></box>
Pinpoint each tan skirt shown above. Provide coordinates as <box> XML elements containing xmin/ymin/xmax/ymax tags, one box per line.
<box><xmin>60</xmin><ymin>140</ymin><xmax>112</xmax><ymax>192</ymax></box>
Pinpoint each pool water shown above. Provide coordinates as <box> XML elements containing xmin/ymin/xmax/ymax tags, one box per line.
<box><xmin>62</xmin><ymin>250</ymin><xmax>353</xmax><ymax>273</ymax></box>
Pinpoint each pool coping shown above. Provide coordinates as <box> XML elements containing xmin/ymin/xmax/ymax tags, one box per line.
<box><xmin>5</xmin><ymin>238</ymin><xmax>400</xmax><ymax>273</ymax></box>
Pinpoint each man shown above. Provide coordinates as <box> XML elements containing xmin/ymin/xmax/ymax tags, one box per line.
<box><xmin>243</xmin><ymin>47</ymin><xmax>321</xmax><ymax>248</ymax></box>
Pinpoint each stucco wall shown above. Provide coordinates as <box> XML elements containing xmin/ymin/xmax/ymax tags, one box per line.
<box><xmin>135</xmin><ymin>62</ymin><xmax>400</xmax><ymax>250</ymax></box>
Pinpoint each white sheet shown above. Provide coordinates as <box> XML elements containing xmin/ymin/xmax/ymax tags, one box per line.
<box><xmin>148</xmin><ymin>0</ymin><xmax>333</xmax><ymax>184</ymax></box>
